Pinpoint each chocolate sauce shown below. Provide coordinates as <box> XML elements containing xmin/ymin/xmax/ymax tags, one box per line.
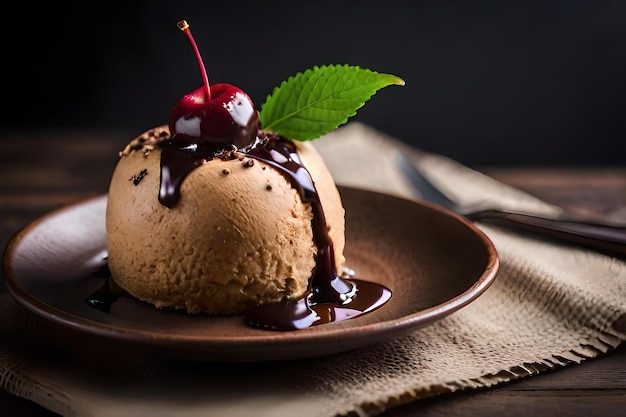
<box><xmin>158</xmin><ymin>143</ymin><xmax>205</xmax><ymax>207</ymax></box>
<box><xmin>243</xmin><ymin>139</ymin><xmax>391</xmax><ymax>330</ymax></box>
<box><xmin>85</xmin><ymin>263</ymin><xmax>125</xmax><ymax>313</ymax></box>
<box><xmin>88</xmin><ymin>131</ymin><xmax>391</xmax><ymax>331</ymax></box>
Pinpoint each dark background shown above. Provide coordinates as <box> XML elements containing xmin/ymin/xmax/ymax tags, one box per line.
<box><xmin>2</xmin><ymin>0</ymin><xmax>625</xmax><ymax>167</ymax></box>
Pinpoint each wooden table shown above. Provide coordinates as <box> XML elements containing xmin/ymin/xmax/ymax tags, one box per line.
<box><xmin>1</xmin><ymin>131</ymin><xmax>625</xmax><ymax>416</ymax></box>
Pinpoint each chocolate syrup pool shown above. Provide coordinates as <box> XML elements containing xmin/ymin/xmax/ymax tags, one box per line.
<box><xmin>88</xmin><ymin>134</ymin><xmax>391</xmax><ymax>331</ymax></box>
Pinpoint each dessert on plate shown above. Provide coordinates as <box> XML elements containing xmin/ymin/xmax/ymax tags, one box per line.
<box><xmin>102</xmin><ymin>20</ymin><xmax>404</xmax><ymax>330</ymax></box>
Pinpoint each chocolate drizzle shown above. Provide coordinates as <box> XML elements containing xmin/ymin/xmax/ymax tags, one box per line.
<box><xmin>85</xmin><ymin>263</ymin><xmax>124</xmax><ymax>312</ymax></box>
<box><xmin>244</xmin><ymin>138</ymin><xmax>392</xmax><ymax>330</ymax></box>
<box><xmin>158</xmin><ymin>143</ymin><xmax>206</xmax><ymax>207</ymax></box>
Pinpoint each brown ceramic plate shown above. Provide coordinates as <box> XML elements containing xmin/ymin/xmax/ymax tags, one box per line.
<box><xmin>3</xmin><ymin>186</ymin><xmax>498</xmax><ymax>362</ymax></box>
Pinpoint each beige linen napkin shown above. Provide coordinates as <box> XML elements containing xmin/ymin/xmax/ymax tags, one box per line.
<box><xmin>1</xmin><ymin>122</ymin><xmax>625</xmax><ymax>417</ymax></box>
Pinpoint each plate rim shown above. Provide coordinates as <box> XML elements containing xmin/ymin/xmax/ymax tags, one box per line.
<box><xmin>2</xmin><ymin>187</ymin><xmax>499</xmax><ymax>360</ymax></box>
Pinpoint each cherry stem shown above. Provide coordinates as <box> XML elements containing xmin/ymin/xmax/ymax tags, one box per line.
<box><xmin>177</xmin><ymin>20</ymin><xmax>211</xmax><ymax>101</ymax></box>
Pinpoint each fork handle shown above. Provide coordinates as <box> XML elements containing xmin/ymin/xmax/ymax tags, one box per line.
<box><xmin>469</xmin><ymin>210</ymin><xmax>626</xmax><ymax>257</ymax></box>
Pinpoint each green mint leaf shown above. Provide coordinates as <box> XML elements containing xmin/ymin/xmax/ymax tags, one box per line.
<box><xmin>259</xmin><ymin>64</ymin><xmax>404</xmax><ymax>141</ymax></box>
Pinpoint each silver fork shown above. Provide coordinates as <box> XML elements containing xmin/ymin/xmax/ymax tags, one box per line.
<box><xmin>396</xmin><ymin>152</ymin><xmax>626</xmax><ymax>257</ymax></box>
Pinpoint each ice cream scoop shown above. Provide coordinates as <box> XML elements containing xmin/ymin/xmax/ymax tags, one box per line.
<box><xmin>106</xmin><ymin>125</ymin><xmax>345</xmax><ymax>315</ymax></box>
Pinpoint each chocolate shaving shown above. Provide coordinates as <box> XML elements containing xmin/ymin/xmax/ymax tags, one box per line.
<box><xmin>129</xmin><ymin>168</ymin><xmax>148</xmax><ymax>186</ymax></box>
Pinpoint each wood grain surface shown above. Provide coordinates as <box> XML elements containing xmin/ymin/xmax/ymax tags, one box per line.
<box><xmin>1</xmin><ymin>131</ymin><xmax>624</xmax><ymax>417</ymax></box>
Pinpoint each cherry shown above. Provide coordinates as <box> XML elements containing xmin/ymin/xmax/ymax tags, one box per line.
<box><xmin>168</xmin><ymin>20</ymin><xmax>259</xmax><ymax>151</ymax></box>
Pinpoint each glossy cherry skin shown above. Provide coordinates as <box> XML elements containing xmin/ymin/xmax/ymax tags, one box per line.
<box><xmin>168</xmin><ymin>83</ymin><xmax>260</xmax><ymax>150</ymax></box>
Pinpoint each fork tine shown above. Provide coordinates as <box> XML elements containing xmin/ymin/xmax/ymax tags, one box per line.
<box><xmin>395</xmin><ymin>151</ymin><xmax>461</xmax><ymax>213</ymax></box>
